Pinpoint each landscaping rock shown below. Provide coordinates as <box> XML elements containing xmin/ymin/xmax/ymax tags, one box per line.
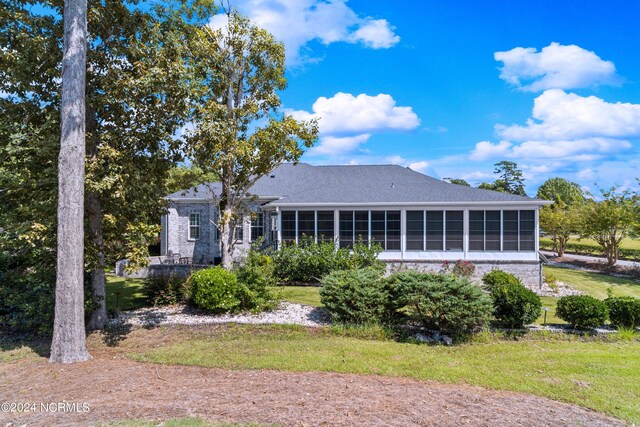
<box><xmin>441</xmin><ymin>335</ymin><xmax>453</xmax><ymax>346</ymax></box>
<box><xmin>110</xmin><ymin>302</ymin><xmax>331</xmax><ymax>328</ymax></box>
<box><xmin>413</xmin><ymin>333</ymin><xmax>432</xmax><ymax>343</ymax></box>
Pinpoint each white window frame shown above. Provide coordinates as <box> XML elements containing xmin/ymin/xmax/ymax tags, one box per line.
<box><xmin>188</xmin><ymin>213</ymin><xmax>200</xmax><ymax>241</ymax></box>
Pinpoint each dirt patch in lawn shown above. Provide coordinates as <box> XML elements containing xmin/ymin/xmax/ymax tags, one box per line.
<box><xmin>1</xmin><ymin>327</ymin><xmax>623</xmax><ymax>427</ymax></box>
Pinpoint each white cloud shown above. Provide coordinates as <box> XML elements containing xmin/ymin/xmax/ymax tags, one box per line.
<box><xmin>497</xmin><ymin>89</ymin><xmax>640</xmax><ymax>141</ymax></box>
<box><xmin>308</xmin><ymin>134</ymin><xmax>371</xmax><ymax>156</ymax></box>
<box><xmin>215</xmin><ymin>0</ymin><xmax>400</xmax><ymax>66</ymax></box>
<box><xmin>288</xmin><ymin>92</ymin><xmax>420</xmax><ymax>135</ymax></box>
<box><xmin>289</xmin><ymin>92</ymin><xmax>419</xmax><ymax>156</ymax></box>
<box><xmin>495</xmin><ymin>42</ymin><xmax>617</xmax><ymax>92</ymax></box>
<box><xmin>408</xmin><ymin>161</ymin><xmax>430</xmax><ymax>173</ymax></box>
<box><xmin>470</xmin><ymin>140</ymin><xmax>512</xmax><ymax>161</ymax></box>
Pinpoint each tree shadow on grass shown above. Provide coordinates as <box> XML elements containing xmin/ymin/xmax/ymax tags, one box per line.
<box><xmin>0</xmin><ymin>329</ymin><xmax>51</xmax><ymax>359</ymax></box>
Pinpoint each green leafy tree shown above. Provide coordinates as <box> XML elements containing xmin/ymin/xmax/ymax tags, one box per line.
<box><xmin>1</xmin><ymin>0</ymin><xmax>211</xmax><ymax>330</ymax></box>
<box><xmin>184</xmin><ymin>12</ymin><xmax>318</xmax><ymax>268</ymax></box>
<box><xmin>539</xmin><ymin>202</ymin><xmax>582</xmax><ymax>256</ymax></box>
<box><xmin>478</xmin><ymin>161</ymin><xmax>527</xmax><ymax>196</ymax></box>
<box><xmin>536</xmin><ymin>177</ymin><xmax>585</xmax><ymax>205</ymax></box>
<box><xmin>443</xmin><ymin>178</ymin><xmax>470</xmax><ymax>186</ymax></box>
<box><xmin>581</xmin><ymin>188</ymin><xmax>638</xmax><ymax>266</ymax></box>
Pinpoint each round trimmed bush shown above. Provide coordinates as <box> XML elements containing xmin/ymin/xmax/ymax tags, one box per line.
<box><xmin>556</xmin><ymin>295</ymin><xmax>608</xmax><ymax>329</ymax></box>
<box><xmin>320</xmin><ymin>268</ymin><xmax>400</xmax><ymax>325</ymax></box>
<box><xmin>605</xmin><ymin>297</ymin><xmax>640</xmax><ymax>329</ymax></box>
<box><xmin>391</xmin><ymin>271</ymin><xmax>493</xmax><ymax>339</ymax></box>
<box><xmin>188</xmin><ymin>267</ymin><xmax>249</xmax><ymax>313</ymax></box>
<box><xmin>489</xmin><ymin>282</ymin><xmax>542</xmax><ymax>328</ymax></box>
<box><xmin>482</xmin><ymin>270</ymin><xmax>522</xmax><ymax>290</ymax></box>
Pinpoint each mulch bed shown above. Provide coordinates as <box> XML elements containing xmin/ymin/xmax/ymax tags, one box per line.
<box><xmin>0</xmin><ymin>327</ymin><xmax>624</xmax><ymax>427</ymax></box>
<box><xmin>548</xmin><ymin>255</ymin><xmax>640</xmax><ymax>280</ymax></box>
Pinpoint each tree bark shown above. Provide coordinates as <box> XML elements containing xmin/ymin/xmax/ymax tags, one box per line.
<box><xmin>220</xmin><ymin>207</ymin><xmax>234</xmax><ymax>269</ymax></box>
<box><xmin>50</xmin><ymin>0</ymin><xmax>91</xmax><ymax>363</ymax></box>
<box><xmin>86</xmin><ymin>103</ymin><xmax>107</xmax><ymax>330</ymax></box>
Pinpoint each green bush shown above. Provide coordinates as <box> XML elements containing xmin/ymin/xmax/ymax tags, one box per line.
<box><xmin>605</xmin><ymin>297</ymin><xmax>640</xmax><ymax>329</ymax></box>
<box><xmin>188</xmin><ymin>267</ymin><xmax>250</xmax><ymax>314</ymax></box>
<box><xmin>142</xmin><ymin>273</ymin><xmax>188</xmax><ymax>306</ymax></box>
<box><xmin>391</xmin><ymin>271</ymin><xmax>493</xmax><ymax>339</ymax></box>
<box><xmin>234</xmin><ymin>248</ymin><xmax>278</xmax><ymax>311</ymax></box>
<box><xmin>489</xmin><ymin>282</ymin><xmax>542</xmax><ymax>328</ymax></box>
<box><xmin>482</xmin><ymin>270</ymin><xmax>522</xmax><ymax>290</ymax></box>
<box><xmin>272</xmin><ymin>237</ymin><xmax>383</xmax><ymax>283</ymax></box>
<box><xmin>320</xmin><ymin>268</ymin><xmax>401</xmax><ymax>325</ymax></box>
<box><xmin>556</xmin><ymin>295</ymin><xmax>608</xmax><ymax>329</ymax></box>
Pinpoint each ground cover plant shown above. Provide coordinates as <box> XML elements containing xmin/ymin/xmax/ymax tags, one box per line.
<box><xmin>124</xmin><ymin>323</ymin><xmax>640</xmax><ymax>423</ymax></box>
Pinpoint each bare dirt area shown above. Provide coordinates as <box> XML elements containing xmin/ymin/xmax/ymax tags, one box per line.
<box><xmin>0</xmin><ymin>333</ymin><xmax>623</xmax><ymax>427</ymax></box>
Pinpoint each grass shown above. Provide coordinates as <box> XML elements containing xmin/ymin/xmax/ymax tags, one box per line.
<box><xmin>541</xmin><ymin>236</ymin><xmax>640</xmax><ymax>251</ymax></box>
<box><xmin>270</xmin><ymin>285</ymin><xmax>321</xmax><ymax>307</ymax></box>
<box><xmin>132</xmin><ymin>324</ymin><xmax>640</xmax><ymax>423</ymax></box>
<box><xmin>106</xmin><ymin>274</ymin><xmax>147</xmax><ymax>311</ymax></box>
<box><xmin>544</xmin><ymin>265</ymin><xmax>640</xmax><ymax>299</ymax></box>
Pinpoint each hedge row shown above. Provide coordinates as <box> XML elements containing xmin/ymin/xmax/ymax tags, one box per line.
<box><xmin>539</xmin><ymin>238</ymin><xmax>640</xmax><ymax>261</ymax></box>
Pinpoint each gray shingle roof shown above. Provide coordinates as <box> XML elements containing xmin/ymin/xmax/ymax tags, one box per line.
<box><xmin>167</xmin><ymin>163</ymin><xmax>547</xmax><ymax>205</ymax></box>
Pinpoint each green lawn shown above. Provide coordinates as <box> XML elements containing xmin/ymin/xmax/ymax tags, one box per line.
<box><xmin>106</xmin><ymin>275</ymin><xmax>147</xmax><ymax>311</ymax></box>
<box><xmin>270</xmin><ymin>285</ymin><xmax>322</xmax><ymax>307</ymax></box>
<box><xmin>544</xmin><ymin>265</ymin><xmax>640</xmax><ymax>299</ymax></box>
<box><xmin>541</xmin><ymin>236</ymin><xmax>640</xmax><ymax>251</ymax></box>
<box><xmin>132</xmin><ymin>324</ymin><xmax>640</xmax><ymax>423</ymax></box>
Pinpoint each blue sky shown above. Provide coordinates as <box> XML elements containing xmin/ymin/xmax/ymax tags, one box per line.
<box><xmin>223</xmin><ymin>1</ymin><xmax>640</xmax><ymax>195</ymax></box>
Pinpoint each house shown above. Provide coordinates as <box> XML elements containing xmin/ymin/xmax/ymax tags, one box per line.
<box><xmin>161</xmin><ymin>163</ymin><xmax>551</xmax><ymax>286</ymax></box>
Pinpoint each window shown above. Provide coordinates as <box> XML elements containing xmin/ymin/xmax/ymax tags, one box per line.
<box><xmin>425</xmin><ymin>211</ymin><xmax>444</xmax><ymax>250</ymax></box>
<box><xmin>371</xmin><ymin>211</ymin><xmax>385</xmax><ymax>248</ymax></box>
<box><xmin>281</xmin><ymin>211</ymin><xmax>296</xmax><ymax>243</ymax></box>
<box><xmin>503</xmin><ymin>210</ymin><xmax>519</xmax><ymax>251</ymax></box>
<box><xmin>469</xmin><ymin>210</ymin><xmax>484</xmax><ymax>251</ymax></box>
<box><xmin>386</xmin><ymin>211</ymin><xmax>401</xmax><ymax>250</ymax></box>
<box><xmin>470</xmin><ymin>210</ymin><xmax>501</xmax><ymax>251</ymax></box>
<box><xmin>486</xmin><ymin>211</ymin><xmax>501</xmax><ymax>250</ymax></box>
<box><xmin>317</xmin><ymin>211</ymin><xmax>335</xmax><ymax>242</ymax></box>
<box><xmin>234</xmin><ymin>223</ymin><xmax>244</xmax><ymax>242</ymax></box>
<box><xmin>406</xmin><ymin>211</ymin><xmax>424</xmax><ymax>250</ymax></box>
<box><xmin>339</xmin><ymin>211</ymin><xmax>354</xmax><ymax>248</ymax></box>
<box><xmin>354</xmin><ymin>211</ymin><xmax>369</xmax><ymax>245</ymax></box>
<box><xmin>188</xmin><ymin>213</ymin><xmax>200</xmax><ymax>240</ymax></box>
<box><xmin>519</xmin><ymin>210</ymin><xmax>535</xmax><ymax>251</ymax></box>
<box><xmin>297</xmin><ymin>211</ymin><xmax>315</xmax><ymax>242</ymax></box>
<box><xmin>445</xmin><ymin>211</ymin><xmax>463</xmax><ymax>251</ymax></box>
<box><xmin>251</xmin><ymin>212</ymin><xmax>264</xmax><ymax>243</ymax></box>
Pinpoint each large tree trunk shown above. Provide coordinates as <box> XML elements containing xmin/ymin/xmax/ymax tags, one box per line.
<box><xmin>50</xmin><ymin>0</ymin><xmax>91</xmax><ymax>364</ymax></box>
<box><xmin>220</xmin><ymin>207</ymin><xmax>234</xmax><ymax>269</ymax></box>
<box><xmin>86</xmin><ymin>104</ymin><xmax>107</xmax><ymax>330</ymax></box>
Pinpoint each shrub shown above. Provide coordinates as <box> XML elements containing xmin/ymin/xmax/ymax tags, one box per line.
<box><xmin>188</xmin><ymin>267</ymin><xmax>250</xmax><ymax>313</ymax></box>
<box><xmin>556</xmin><ymin>295</ymin><xmax>608</xmax><ymax>329</ymax></box>
<box><xmin>489</xmin><ymin>282</ymin><xmax>542</xmax><ymax>328</ymax></box>
<box><xmin>605</xmin><ymin>297</ymin><xmax>640</xmax><ymax>329</ymax></box>
<box><xmin>544</xmin><ymin>273</ymin><xmax>559</xmax><ymax>293</ymax></box>
<box><xmin>142</xmin><ymin>273</ymin><xmax>188</xmax><ymax>306</ymax></box>
<box><xmin>391</xmin><ymin>271</ymin><xmax>493</xmax><ymax>339</ymax></box>
<box><xmin>482</xmin><ymin>270</ymin><xmax>522</xmax><ymax>290</ymax></box>
<box><xmin>320</xmin><ymin>268</ymin><xmax>401</xmax><ymax>325</ymax></box>
<box><xmin>442</xmin><ymin>260</ymin><xmax>476</xmax><ymax>278</ymax></box>
<box><xmin>234</xmin><ymin>248</ymin><xmax>278</xmax><ymax>311</ymax></box>
<box><xmin>272</xmin><ymin>237</ymin><xmax>383</xmax><ymax>283</ymax></box>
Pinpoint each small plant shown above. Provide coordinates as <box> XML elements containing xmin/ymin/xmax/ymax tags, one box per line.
<box><xmin>556</xmin><ymin>295</ymin><xmax>608</xmax><ymax>330</ymax></box>
<box><xmin>320</xmin><ymin>268</ymin><xmax>401</xmax><ymax>325</ymax></box>
<box><xmin>142</xmin><ymin>273</ymin><xmax>188</xmax><ymax>306</ymax></box>
<box><xmin>489</xmin><ymin>281</ymin><xmax>542</xmax><ymax>328</ymax></box>
<box><xmin>391</xmin><ymin>271</ymin><xmax>493</xmax><ymax>340</ymax></box>
<box><xmin>482</xmin><ymin>270</ymin><xmax>522</xmax><ymax>290</ymax></box>
<box><xmin>543</xmin><ymin>273</ymin><xmax>559</xmax><ymax>294</ymax></box>
<box><xmin>605</xmin><ymin>296</ymin><xmax>640</xmax><ymax>329</ymax></box>
<box><xmin>188</xmin><ymin>267</ymin><xmax>250</xmax><ymax>313</ymax></box>
<box><xmin>452</xmin><ymin>260</ymin><xmax>476</xmax><ymax>278</ymax></box>
<box><xmin>234</xmin><ymin>247</ymin><xmax>279</xmax><ymax>312</ymax></box>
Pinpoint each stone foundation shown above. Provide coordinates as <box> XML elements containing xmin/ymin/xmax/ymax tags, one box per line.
<box><xmin>386</xmin><ymin>260</ymin><xmax>543</xmax><ymax>289</ymax></box>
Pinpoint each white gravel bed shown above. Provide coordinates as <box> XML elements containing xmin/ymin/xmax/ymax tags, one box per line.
<box><xmin>110</xmin><ymin>302</ymin><xmax>331</xmax><ymax>328</ymax></box>
<box><xmin>528</xmin><ymin>280</ymin><xmax>583</xmax><ymax>297</ymax></box>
